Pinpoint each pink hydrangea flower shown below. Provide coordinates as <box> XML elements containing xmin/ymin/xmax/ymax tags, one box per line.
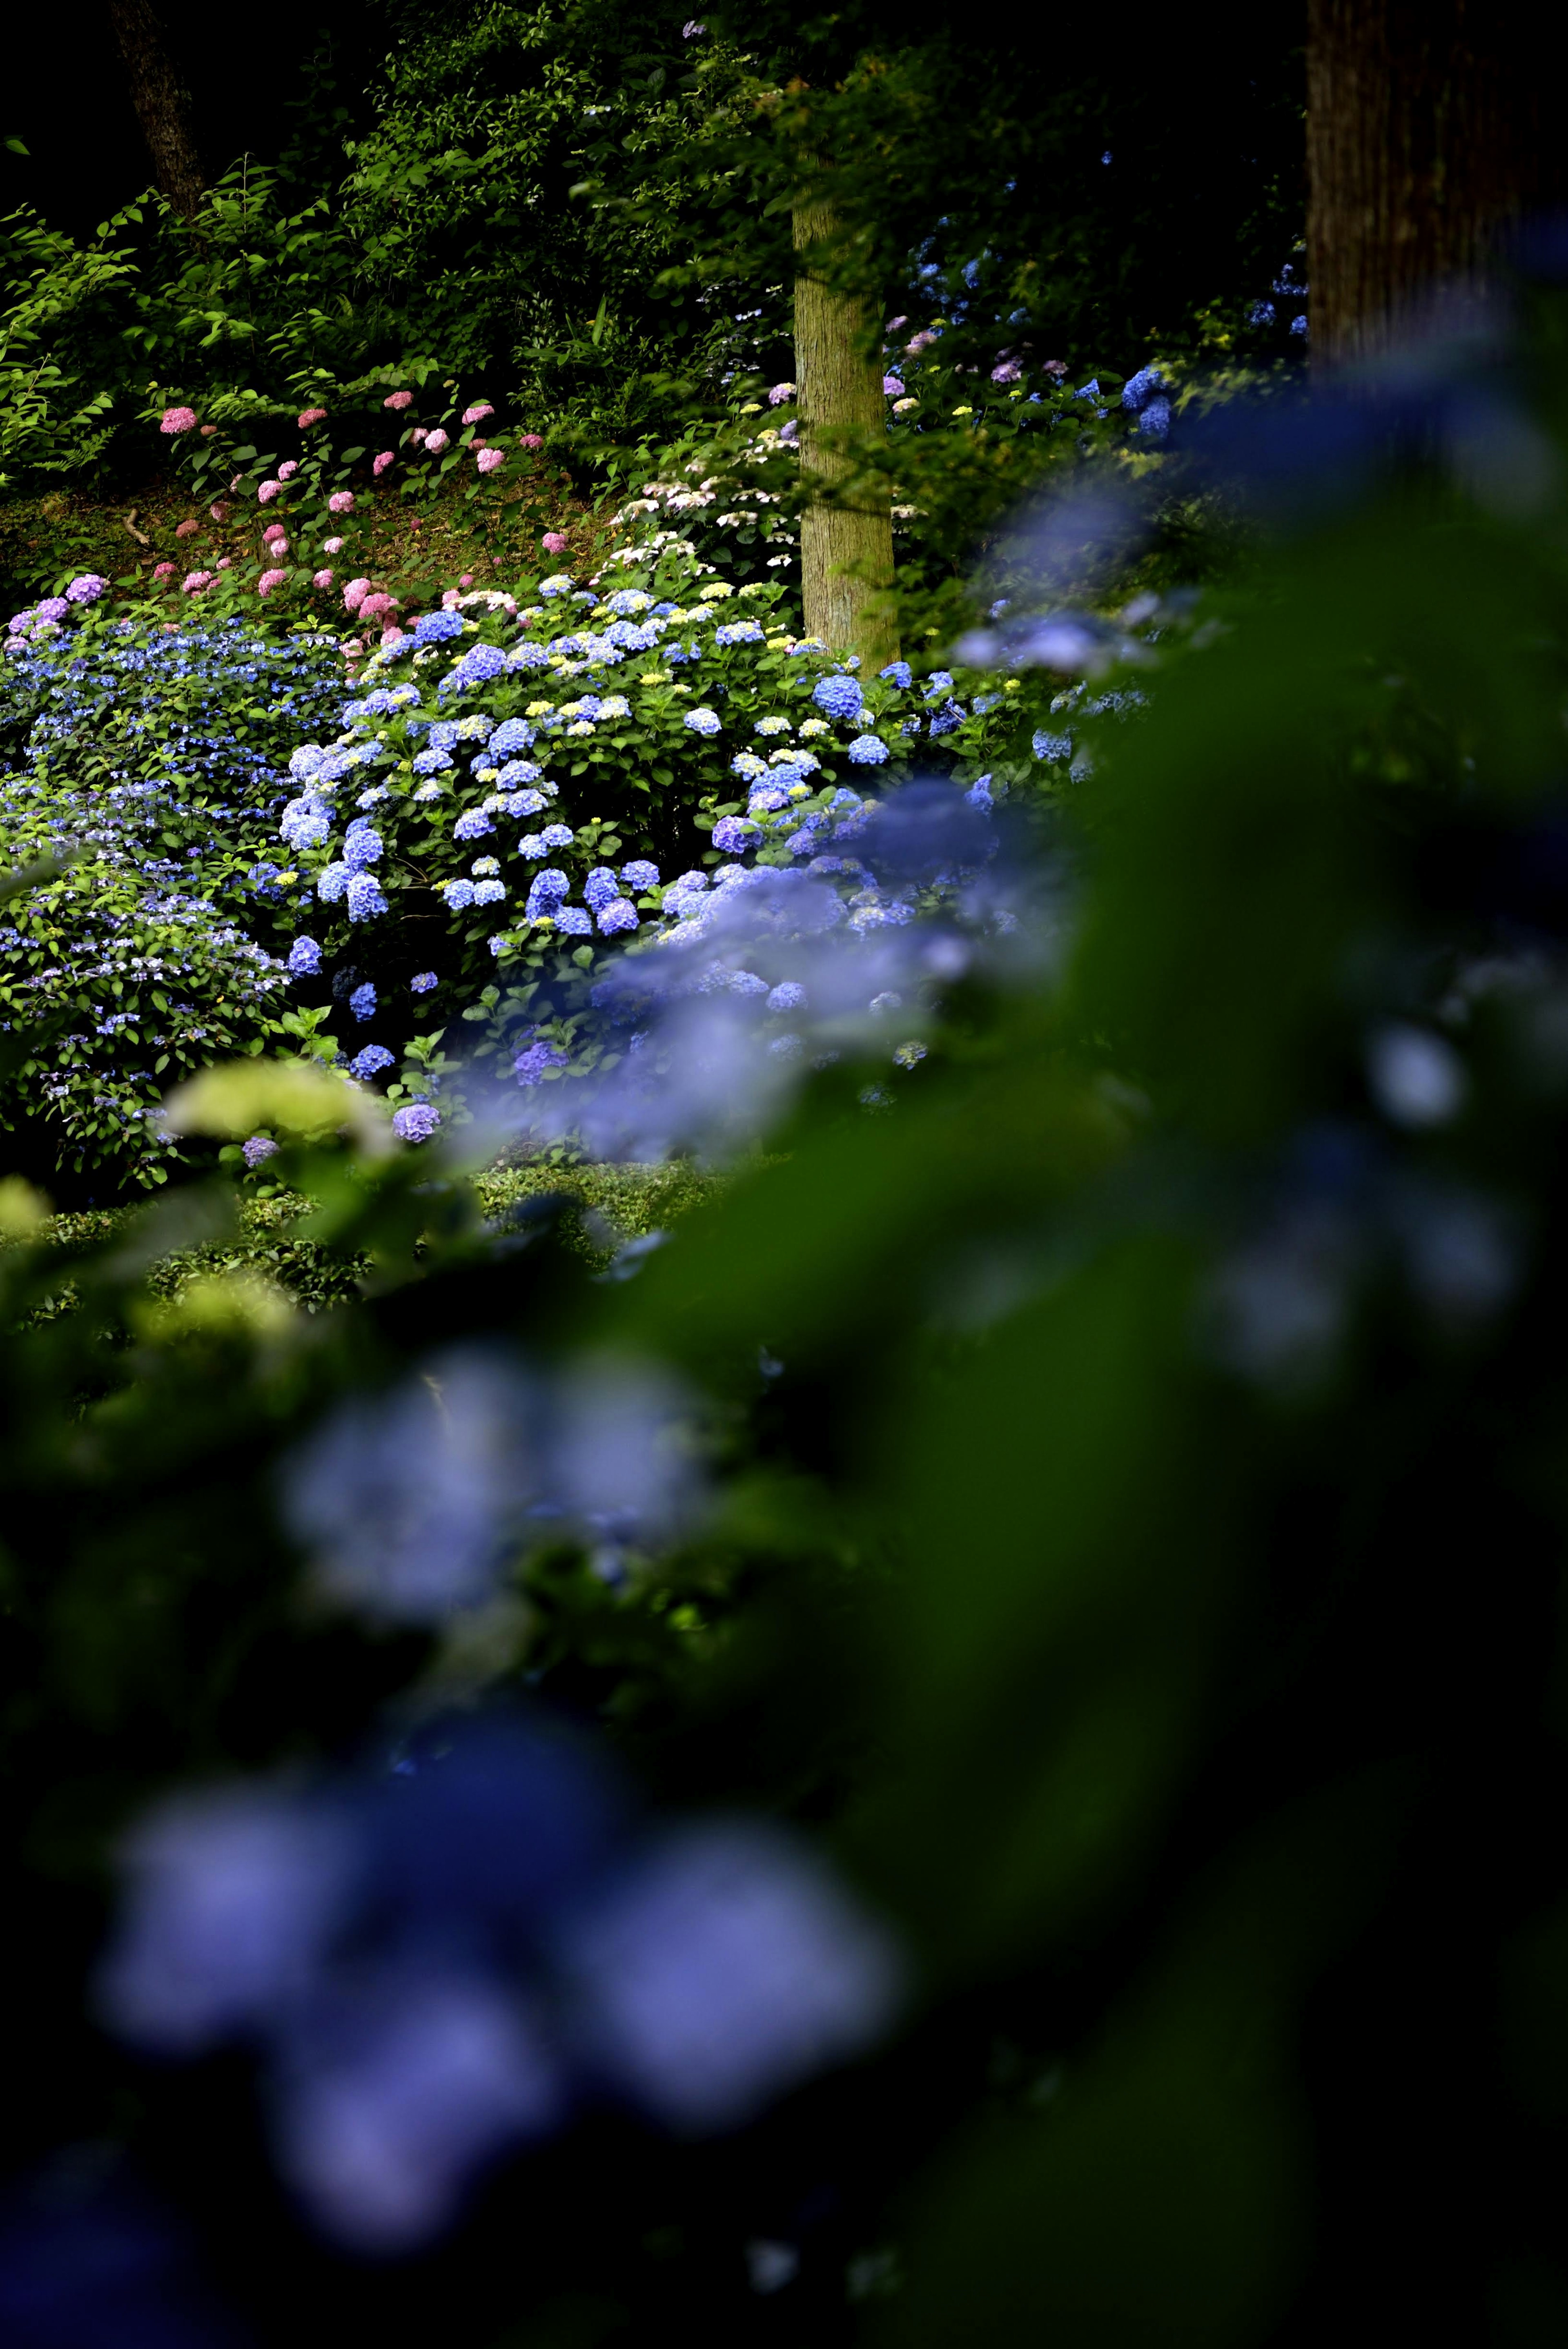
<box><xmin>323</xmin><ymin>536</ymin><xmax>344</xmax><ymax>554</ymax></box>
<box><xmin>542</xmin><ymin>531</ymin><xmax>568</xmax><ymax>554</ymax></box>
<box><xmin>519</xmin><ymin>433</ymin><xmax>543</xmax><ymax>449</ymax></box>
<box><xmin>383</xmin><ymin>390</ymin><xmax>413</xmax><ymax>410</ymax></box>
<box><xmin>217</xmin><ymin>557</ymin><xmax>233</xmax><ymax>570</ymax></box>
<box><xmin>262</xmin><ymin>523</ymin><xmax>288</xmax><ymax>546</ymax></box>
<box><xmin>372</xmin><ymin>451</ymin><xmax>394</xmax><ymax>476</ymax></box>
<box><xmin>461</xmin><ymin>402</ymin><xmax>494</xmax><ymax>426</ymax></box>
<box><xmin>459</xmin><ymin>573</ymin><xmax>474</xmax><ymax>587</ymax></box>
<box><xmin>477</xmin><ymin>447</ymin><xmax>505</xmax><ymax>475</ymax></box>
<box><xmin>343</xmin><ymin>577</ymin><xmax>371</xmax><ymax>612</ymax></box>
<box><xmin>441</xmin><ymin>588</ymin><xmax>461</xmax><ymax>609</ymax></box>
<box><xmin>153</xmin><ymin>561</ymin><xmax>176</xmax><ymax>578</ymax></box>
<box><xmin>174</xmin><ymin>519</ymin><xmax>199</xmax><ymax>539</ymax></box>
<box><xmin>328</xmin><ymin>490</ymin><xmax>354</xmax><ymax>514</ymax></box>
<box><xmin>199</xmin><ymin>424</ymin><xmax>217</xmax><ymax>438</ymax></box>
<box><xmin>298</xmin><ymin>407</ymin><xmax>327</xmax><ymax>429</ymax></box>
<box><xmin>258</xmin><ymin>568</ymin><xmax>287</xmax><ymax>596</ymax></box>
<box><xmin>410</xmin><ymin>428</ymin><xmax>428</xmax><ymax>446</ymax></box>
<box><xmin>181</xmin><ymin>571</ymin><xmax>212</xmax><ymax>593</ymax></box>
<box><xmin>277</xmin><ymin>459</ymin><xmax>299</xmax><ymax>481</ymax></box>
<box><xmin>882</xmin><ymin>375</ymin><xmax>904</xmax><ymax>394</ymax></box>
<box><xmin>343</xmin><ymin>636</ymin><xmax>364</xmax><ymax>655</ymax></box>
<box><xmin>424</xmin><ymin>429</ymin><xmax>450</xmax><ymax>455</ymax></box>
<box><xmin>313</xmin><ymin>568</ymin><xmax>334</xmax><ymax>590</ymax></box>
<box><xmin>990</xmin><ymin>359</ymin><xmax>1022</xmax><ymax>384</ymax></box>
<box><xmin>258</xmin><ymin>480</ymin><xmax>281</xmax><ymax>503</ymax></box>
<box><xmin>209</xmin><ymin>503</ymin><xmax>229</xmax><ymax>522</ymax></box>
<box><xmin>160</xmin><ymin>406</ymin><xmax>197</xmax><ymax>435</ymax></box>
<box><xmin>359</xmin><ymin>592</ymin><xmax>394</xmax><ymax>620</ymax></box>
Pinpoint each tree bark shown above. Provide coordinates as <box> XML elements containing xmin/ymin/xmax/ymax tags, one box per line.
<box><xmin>792</xmin><ymin>192</ymin><xmax>899</xmax><ymax>675</ymax></box>
<box><xmin>107</xmin><ymin>0</ymin><xmax>206</xmax><ymax>221</ymax></box>
<box><xmin>1306</xmin><ymin>0</ymin><xmax>1568</xmax><ymax>365</ymax></box>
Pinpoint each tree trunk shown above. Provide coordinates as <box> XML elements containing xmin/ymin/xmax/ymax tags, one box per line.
<box><xmin>1306</xmin><ymin>0</ymin><xmax>1568</xmax><ymax>365</ymax></box>
<box><xmin>107</xmin><ymin>0</ymin><xmax>205</xmax><ymax>221</ymax></box>
<box><xmin>792</xmin><ymin>192</ymin><xmax>899</xmax><ymax>675</ymax></box>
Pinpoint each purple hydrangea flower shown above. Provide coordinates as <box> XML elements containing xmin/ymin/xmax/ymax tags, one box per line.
<box><xmin>514</xmin><ymin>1042</ymin><xmax>570</xmax><ymax>1084</ymax></box>
<box><xmin>65</xmin><ymin>573</ymin><xmax>107</xmax><ymax>603</ymax></box>
<box><xmin>411</xmin><ymin>971</ymin><xmax>438</xmax><ymax>994</ymax></box>
<box><xmin>243</xmin><ymin>1136</ymin><xmax>279</xmax><ymax>1168</ymax></box>
<box><xmin>393</xmin><ymin>1103</ymin><xmax>441</xmax><ymax>1143</ymax></box>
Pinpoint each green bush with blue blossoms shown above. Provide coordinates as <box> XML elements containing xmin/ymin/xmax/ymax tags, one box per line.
<box><xmin>0</xmin><ymin>586</ymin><xmax>344</xmax><ymax>1188</ymax></box>
<box><xmin>274</xmin><ymin>546</ymin><xmax>1041</xmax><ymax>1129</ymax></box>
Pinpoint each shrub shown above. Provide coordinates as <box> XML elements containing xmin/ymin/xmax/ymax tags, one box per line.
<box><xmin>0</xmin><ymin>596</ymin><xmax>344</xmax><ymax>1186</ymax></box>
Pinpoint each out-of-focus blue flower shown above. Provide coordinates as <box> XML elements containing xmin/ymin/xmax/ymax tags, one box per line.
<box><xmin>1247</xmin><ymin>300</ymin><xmax>1277</xmax><ymax>327</ymax></box>
<box><xmin>767</xmin><ymin>981</ymin><xmax>806</xmax><ymax>1013</ymax></box>
<box><xmin>1121</xmin><ymin>364</ymin><xmax>1166</xmax><ymax>413</ymax></box>
<box><xmin>1290</xmin><ymin>314</ymin><xmax>1310</xmax><ymax>339</ymax></box>
<box><xmin>243</xmin><ymin>1135</ymin><xmax>279</xmax><ymax>1168</ymax></box>
<box><xmin>1032</xmin><ymin>730</ymin><xmax>1073</xmax><ymax>761</ymax></box>
<box><xmin>553</xmin><ymin>1821</ymin><xmax>903</xmax><ymax>2132</ymax></box>
<box><xmin>1137</xmin><ymin>395</ymin><xmax>1172</xmax><ymax>439</ymax></box>
<box><xmin>350</xmin><ymin>983</ymin><xmax>377</xmax><ymax>1022</ymax></box>
<box><xmin>811</xmin><ymin>675</ymin><xmax>863</xmax><ymax>723</ymax></box>
<box><xmin>515</xmin><ymin>1042</ymin><xmax>569</xmax><ymax>1084</ymax></box>
<box><xmin>287</xmin><ymin>936</ymin><xmax>321</xmax><ymax>976</ymax></box>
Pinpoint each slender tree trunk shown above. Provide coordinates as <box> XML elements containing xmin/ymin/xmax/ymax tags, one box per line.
<box><xmin>107</xmin><ymin>0</ymin><xmax>206</xmax><ymax>221</ymax></box>
<box><xmin>1306</xmin><ymin>0</ymin><xmax>1568</xmax><ymax>365</ymax></box>
<box><xmin>792</xmin><ymin>191</ymin><xmax>899</xmax><ymax>675</ymax></box>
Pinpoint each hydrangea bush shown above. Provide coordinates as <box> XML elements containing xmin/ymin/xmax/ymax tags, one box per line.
<box><xmin>0</xmin><ymin>590</ymin><xmax>343</xmax><ymax>1186</ymax></box>
<box><xmin>270</xmin><ymin>547</ymin><xmax>1042</xmax><ymax>1118</ymax></box>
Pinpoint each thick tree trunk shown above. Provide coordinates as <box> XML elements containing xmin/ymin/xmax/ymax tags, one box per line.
<box><xmin>792</xmin><ymin>193</ymin><xmax>899</xmax><ymax>675</ymax></box>
<box><xmin>1306</xmin><ymin>0</ymin><xmax>1568</xmax><ymax>365</ymax></box>
<box><xmin>107</xmin><ymin>0</ymin><xmax>205</xmax><ymax>221</ymax></box>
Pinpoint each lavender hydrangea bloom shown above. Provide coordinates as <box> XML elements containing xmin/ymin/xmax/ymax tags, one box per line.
<box><xmin>454</xmin><ymin>811</ymin><xmax>494</xmax><ymax>840</ymax></box>
<box><xmin>597</xmin><ymin>900</ymin><xmax>639</xmax><ymax>936</ymax></box>
<box><xmin>347</xmin><ymin>874</ymin><xmax>389</xmax><ymax>921</ymax></box>
<box><xmin>65</xmin><ymin>573</ymin><xmax>107</xmax><ymax>602</ymax></box>
<box><xmin>393</xmin><ymin>1103</ymin><xmax>441</xmax><ymax>1143</ymax></box>
<box><xmin>243</xmin><ymin>1136</ymin><xmax>279</xmax><ymax>1168</ymax></box>
<box><xmin>748</xmin><ymin>785</ymin><xmax>791</xmax><ymax>813</ymax></box>
<box><xmin>621</xmin><ymin>860</ymin><xmax>659</xmax><ymax>890</ymax></box>
<box><xmin>811</xmin><ymin>675</ymin><xmax>863</xmax><ymax>723</ymax></box>
<box><xmin>350</xmin><ymin>1044</ymin><xmax>395</xmax><ymax>1080</ymax></box>
<box><xmin>287</xmin><ymin>936</ymin><xmax>322</xmax><ymax>976</ymax></box>
<box><xmin>767</xmin><ymin>981</ymin><xmax>806</xmax><ymax>1013</ymax></box>
<box><xmin>514</xmin><ymin>1042</ymin><xmax>569</xmax><ymax>1084</ymax></box>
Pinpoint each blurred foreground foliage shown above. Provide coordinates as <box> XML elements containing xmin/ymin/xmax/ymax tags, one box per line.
<box><xmin>4</xmin><ymin>316</ymin><xmax>1568</xmax><ymax>2345</ymax></box>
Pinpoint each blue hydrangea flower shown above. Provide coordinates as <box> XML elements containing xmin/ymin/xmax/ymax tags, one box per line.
<box><xmin>811</xmin><ymin>675</ymin><xmax>864</xmax><ymax>723</ymax></box>
<box><xmin>1247</xmin><ymin>300</ymin><xmax>1276</xmax><ymax>326</ymax></box>
<box><xmin>553</xmin><ymin>905</ymin><xmax>592</xmax><ymax>936</ymax></box>
<box><xmin>350</xmin><ymin>982</ymin><xmax>377</xmax><ymax>1021</ymax></box>
<box><xmin>428</xmin><ymin>722</ymin><xmax>459</xmax><ymax>752</ymax></box>
<box><xmin>496</xmin><ymin>762</ymin><xmax>543</xmax><ymax>788</ymax></box>
<box><xmin>584</xmin><ymin>867</ymin><xmax>621</xmax><ymax>911</ymax></box>
<box><xmin>350</xmin><ymin>1043</ymin><xmax>395</xmax><ymax>1079</ymax></box>
<box><xmin>347</xmin><ymin>874</ymin><xmax>388</xmax><ymax>920</ymax></box>
<box><xmin>767</xmin><ymin>981</ymin><xmax>806</xmax><ymax>1012</ymax></box>
<box><xmin>1032</xmin><ymin>730</ymin><xmax>1073</xmax><ymax>761</ymax></box>
<box><xmin>454</xmin><ymin>810</ymin><xmax>494</xmax><ymax>840</ymax></box>
<box><xmin>748</xmin><ymin>785</ymin><xmax>791</xmax><ymax>813</ymax></box>
<box><xmin>597</xmin><ymin>899</ymin><xmax>639</xmax><ymax>936</ymax></box>
<box><xmin>879</xmin><ymin>661</ymin><xmax>913</xmax><ymax>689</ymax></box>
<box><xmin>514</xmin><ymin>1041</ymin><xmax>569</xmax><ymax>1083</ymax></box>
<box><xmin>714</xmin><ymin>620</ymin><xmax>765</xmax><ymax>646</ymax></box>
<box><xmin>318</xmin><ymin>862</ymin><xmax>349</xmax><ymax>903</ymax></box>
<box><xmin>413</xmin><ymin>748</ymin><xmax>454</xmax><ymax>776</ymax></box>
<box><xmin>540</xmin><ymin>823</ymin><xmax>575</xmax><ymax>850</ymax></box>
<box><xmin>411</xmin><ymin>971</ymin><xmax>438</xmax><ymax>993</ymax></box>
<box><xmin>684</xmin><ymin>707</ymin><xmax>722</xmax><ymax>737</ymax></box>
<box><xmin>965</xmin><ymin>775</ymin><xmax>994</xmax><ymax>809</ymax></box>
<box><xmin>712</xmin><ymin>815</ymin><xmax>762</xmax><ymax>852</ymax></box>
<box><xmin>1120</xmin><ymin>364</ymin><xmax>1165</xmax><ymax>412</ymax></box>
<box><xmin>490</xmin><ymin>720</ymin><xmax>536</xmax><ymax>758</ymax></box>
<box><xmin>287</xmin><ymin>936</ymin><xmax>322</xmax><ymax>975</ymax></box>
<box><xmin>343</xmin><ymin>822</ymin><xmax>382</xmax><ymax>869</ymax></box>
<box><xmin>442</xmin><ymin>644</ymin><xmax>508</xmax><ymax>692</ymax></box>
<box><xmin>621</xmin><ymin>859</ymin><xmax>659</xmax><ymax>890</ymax></box>
<box><xmin>846</xmin><ymin>735</ymin><xmax>889</xmax><ymax>765</ymax></box>
<box><xmin>473</xmin><ymin>878</ymin><xmax>507</xmax><ymax>905</ymax></box>
<box><xmin>443</xmin><ymin>879</ymin><xmax>476</xmax><ymax>909</ymax></box>
<box><xmin>504</xmin><ymin>788</ymin><xmax>547</xmax><ymax>817</ymax></box>
<box><xmin>506</xmin><ymin>641</ymin><xmax>550</xmax><ymax>671</ymax></box>
<box><xmin>393</xmin><ymin>1103</ymin><xmax>441</xmax><ymax>1141</ymax></box>
<box><xmin>413</xmin><ymin>610</ymin><xmax>466</xmax><ymax>644</ymax></box>
<box><xmin>526</xmin><ymin>868</ymin><xmax>570</xmax><ymax>914</ymax></box>
<box><xmin>604</xmin><ymin>590</ymin><xmax>652</xmax><ymax>617</ymax></box>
